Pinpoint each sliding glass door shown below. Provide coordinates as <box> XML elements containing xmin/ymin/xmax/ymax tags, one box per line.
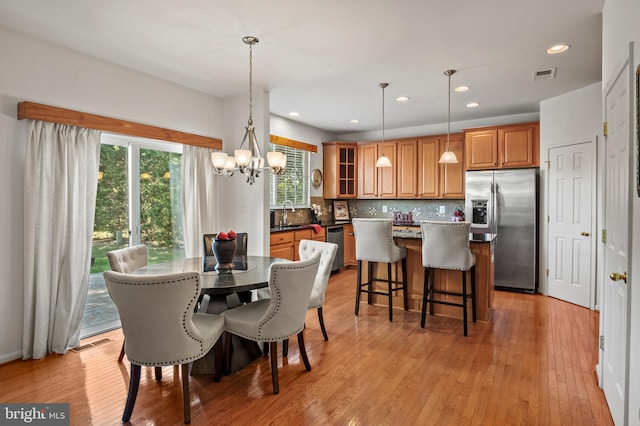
<box><xmin>82</xmin><ymin>134</ymin><xmax>184</xmax><ymax>337</ymax></box>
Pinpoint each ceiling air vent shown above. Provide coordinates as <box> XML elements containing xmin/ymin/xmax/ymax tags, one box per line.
<box><xmin>533</xmin><ymin>68</ymin><xmax>556</xmax><ymax>81</ymax></box>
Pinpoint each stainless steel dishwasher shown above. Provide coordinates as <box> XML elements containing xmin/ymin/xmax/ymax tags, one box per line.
<box><xmin>326</xmin><ymin>226</ymin><xmax>344</xmax><ymax>272</ymax></box>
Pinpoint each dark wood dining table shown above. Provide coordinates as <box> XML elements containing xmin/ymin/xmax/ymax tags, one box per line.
<box><xmin>132</xmin><ymin>255</ymin><xmax>290</xmax><ymax>374</ymax></box>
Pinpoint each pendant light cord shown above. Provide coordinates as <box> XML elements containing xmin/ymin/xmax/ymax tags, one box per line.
<box><xmin>248</xmin><ymin>41</ymin><xmax>253</xmax><ymax>125</ymax></box>
<box><xmin>447</xmin><ymin>71</ymin><xmax>451</xmax><ymax>151</ymax></box>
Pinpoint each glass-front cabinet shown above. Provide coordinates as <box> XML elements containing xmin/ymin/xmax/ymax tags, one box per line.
<box><xmin>323</xmin><ymin>142</ymin><xmax>357</xmax><ymax>199</ymax></box>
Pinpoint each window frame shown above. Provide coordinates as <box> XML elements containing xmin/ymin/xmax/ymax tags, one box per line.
<box><xmin>268</xmin><ymin>143</ymin><xmax>311</xmax><ymax>209</ymax></box>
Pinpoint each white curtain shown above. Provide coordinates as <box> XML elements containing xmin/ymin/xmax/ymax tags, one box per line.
<box><xmin>23</xmin><ymin>121</ymin><xmax>101</xmax><ymax>359</ymax></box>
<box><xmin>181</xmin><ymin>145</ymin><xmax>217</xmax><ymax>258</ymax></box>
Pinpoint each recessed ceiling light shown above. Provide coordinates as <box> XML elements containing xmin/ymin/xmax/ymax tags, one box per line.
<box><xmin>396</xmin><ymin>96</ymin><xmax>410</xmax><ymax>102</ymax></box>
<box><xmin>288</xmin><ymin>112</ymin><xmax>300</xmax><ymax>117</ymax></box>
<box><xmin>350</xmin><ymin>119</ymin><xmax>360</xmax><ymax>124</ymax></box>
<box><xmin>467</xmin><ymin>102</ymin><xmax>480</xmax><ymax>108</ymax></box>
<box><xmin>546</xmin><ymin>44</ymin><xmax>570</xmax><ymax>54</ymax></box>
<box><xmin>454</xmin><ymin>86</ymin><xmax>470</xmax><ymax>92</ymax></box>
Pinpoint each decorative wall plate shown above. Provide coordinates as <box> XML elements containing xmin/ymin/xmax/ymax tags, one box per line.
<box><xmin>311</xmin><ymin>168</ymin><xmax>323</xmax><ymax>187</ymax></box>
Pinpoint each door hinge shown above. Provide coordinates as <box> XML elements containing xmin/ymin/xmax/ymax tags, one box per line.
<box><xmin>602</xmin><ymin>229</ymin><xmax>607</xmax><ymax>244</ymax></box>
<box><xmin>546</xmin><ymin>268</ymin><xmax>549</xmax><ymax>277</ymax></box>
<box><xmin>600</xmin><ymin>335</ymin><xmax>605</xmax><ymax>350</ymax></box>
<box><xmin>545</xmin><ymin>160</ymin><xmax>550</xmax><ymax>169</ymax></box>
<box><xmin>547</xmin><ymin>215</ymin><xmax>550</xmax><ymax>223</ymax></box>
<box><xmin>603</xmin><ymin>122</ymin><xmax>608</xmax><ymax>137</ymax></box>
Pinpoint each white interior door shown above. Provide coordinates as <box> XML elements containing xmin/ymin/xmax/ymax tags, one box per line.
<box><xmin>547</xmin><ymin>142</ymin><xmax>594</xmax><ymax>308</ymax></box>
<box><xmin>601</xmin><ymin>56</ymin><xmax>630</xmax><ymax>426</ymax></box>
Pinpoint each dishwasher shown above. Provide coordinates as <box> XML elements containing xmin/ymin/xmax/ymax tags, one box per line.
<box><xmin>326</xmin><ymin>226</ymin><xmax>344</xmax><ymax>272</ymax></box>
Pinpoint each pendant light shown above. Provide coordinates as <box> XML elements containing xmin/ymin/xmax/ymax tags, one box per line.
<box><xmin>375</xmin><ymin>82</ymin><xmax>392</xmax><ymax>168</ymax></box>
<box><xmin>210</xmin><ymin>36</ymin><xmax>286</xmax><ymax>184</ymax></box>
<box><xmin>438</xmin><ymin>69</ymin><xmax>459</xmax><ymax>164</ymax></box>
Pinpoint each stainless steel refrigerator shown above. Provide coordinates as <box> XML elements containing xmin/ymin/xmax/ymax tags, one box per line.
<box><xmin>465</xmin><ymin>168</ymin><xmax>538</xmax><ymax>292</ymax></box>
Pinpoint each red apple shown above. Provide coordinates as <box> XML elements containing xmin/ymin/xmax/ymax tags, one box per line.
<box><xmin>228</xmin><ymin>230</ymin><xmax>237</xmax><ymax>239</ymax></box>
<box><xmin>216</xmin><ymin>231</ymin><xmax>229</xmax><ymax>241</ymax></box>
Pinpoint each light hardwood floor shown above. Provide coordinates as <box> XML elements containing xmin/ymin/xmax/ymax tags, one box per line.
<box><xmin>1</xmin><ymin>268</ymin><xmax>613</xmax><ymax>425</ymax></box>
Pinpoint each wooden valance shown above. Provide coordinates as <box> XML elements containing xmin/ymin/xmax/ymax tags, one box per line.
<box><xmin>17</xmin><ymin>101</ymin><xmax>222</xmax><ymax>150</ymax></box>
<box><xmin>270</xmin><ymin>134</ymin><xmax>318</xmax><ymax>153</ymax></box>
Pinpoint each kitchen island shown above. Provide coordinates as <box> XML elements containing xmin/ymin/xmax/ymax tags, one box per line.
<box><xmin>362</xmin><ymin>227</ymin><xmax>496</xmax><ymax>322</ymax></box>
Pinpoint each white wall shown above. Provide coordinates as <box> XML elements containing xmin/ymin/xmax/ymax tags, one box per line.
<box><xmin>0</xmin><ymin>26</ymin><xmax>225</xmax><ymax>362</ymax></box>
<box><xmin>602</xmin><ymin>0</ymin><xmax>640</xmax><ymax>423</ymax></box>
<box><xmin>539</xmin><ymin>83</ymin><xmax>602</xmax><ymax>304</ymax></box>
<box><xmin>270</xmin><ymin>115</ymin><xmax>337</xmax><ymax>199</ymax></box>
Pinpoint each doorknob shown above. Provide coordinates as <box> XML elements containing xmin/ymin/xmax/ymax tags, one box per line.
<box><xmin>580</xmin><ymin>231</ymin><xmax>590</xmax><ymax>236</ymax></box>
<box><xmin>609</xmin><ymin>271</ymin><xmax>627</xmax><ymax>283</ymax></box>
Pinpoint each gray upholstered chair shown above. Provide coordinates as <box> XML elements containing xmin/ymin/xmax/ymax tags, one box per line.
<box><xmin>352</xmin><ymin>218</ymin><xmax>408</xmax><ymax>322</ymax></box>
<box><xmin>106</xmin><ymin>244</ymin><xmax>149</xmax><ymax>363</ymax></box>
<box><xmin>282</xmin><ymin>239</ymin><xmax>338</xmax><ymax>356</ymax></box>
<box><xmin>420</xmin><ymin>221</ymin><xmax>477</xmax><ymax>336</ymax></box>
<box><xmin>221</xmin><ymin>254</ymin><xmax>321</xmax><ymax>394</ymax></box>
<box><xmin>104</xmin><ymin>271</ymin><xmax>225</xmax><ymax>424</ymax></box>
<box><xmin>203</xmin><ymin>232</ymin><xmax>248</xmax><ymax>257</ymax></box>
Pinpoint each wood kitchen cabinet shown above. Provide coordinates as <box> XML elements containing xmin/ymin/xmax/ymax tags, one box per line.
<box><xmin>357</xmin><ymin>142</ymin><xmax>397</xmax><ymax>198</ymax></box>
<box><xmin>465</xmin><ymin>122</ymin><xmax>539</xmax><ymax>170</ymax></box>
<box><xmin>322</xmin><ymin>142</ymin><xmax>357</xmax><ymax>199</ymax></box>
<box><xmin>343</xmin><ymin>223</ymin><xmax>356</xmax><ymax>267</ymax></box>
<box><xmin>270</xmin><ymin>228</ymin><xmax>326</xmax><ymax>261</ymax></box>
<box><xmin>416</xmin><ymin>133</ymin><xmax>464</xmax><ymax>199</ymax></box>
<box><xmin>397</xmin><ymin>139</ymin><xmax>419</xmax><ymax>198</ymax></box>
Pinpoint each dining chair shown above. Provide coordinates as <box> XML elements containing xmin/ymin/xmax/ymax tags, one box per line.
<box><xmin>420</xmin><ymin>220</ymin><xmax>477</xmax><ymax>336</ymax></box>
<box><xmin>282</xmin><ymin>239</ymin><xmax>337</xmax><ymax>357</ymax></box>
<box><xmin>352</xmin><ymin>218</ymin><xmax>408</xmax><ymax>322</ymax></box>
<box><xmin>104</xmin><ymin>270</ymin><xmax>225</xmax><ymax>424</ymax></box>
<box><xmin>221</xmin><ymin>254</ymin><xmax>321</xmax><ymax>394</ymax></box>
<box><xmin>106</xmin><ymin>244</ymin><xmax>148</xmax><ymax>363</ymax></box>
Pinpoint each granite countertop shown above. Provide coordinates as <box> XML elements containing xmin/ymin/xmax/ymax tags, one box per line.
<box><xmin>392</xmin><ymin>229</ymin><xmax>497</xmax><ymax>243</ymax></box>
<box><xmin>270</xmin><ymin>221</ymin><xmax>349</xmax><ymax>233</ymax></box>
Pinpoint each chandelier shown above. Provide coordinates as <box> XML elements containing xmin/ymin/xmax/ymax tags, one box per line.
<box><xmin>210</xmin><ymin>36</ymin><xmax>287</xmax><ymax>184</ymax></box>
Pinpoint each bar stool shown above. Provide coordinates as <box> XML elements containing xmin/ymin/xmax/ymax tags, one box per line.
<box><xmin>352</xmin><ymin>218</ymin><xmax>408</xmax><ymax>322</ymax></box>
<box><xmin>420</xmin><ymin>221</ymin><xmax>476</xmax><ymax>336</ymax></box>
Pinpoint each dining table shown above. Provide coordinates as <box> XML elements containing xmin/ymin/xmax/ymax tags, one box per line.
<box><xmin>132</xmin><ymin>254</ymin><xmax>290</xmax><ymax>374</ymax></box>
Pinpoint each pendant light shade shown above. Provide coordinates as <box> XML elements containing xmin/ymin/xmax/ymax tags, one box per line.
<box><xmin>438</xmin><ymin>69</ymin><xmax>459</xmax><ymax>164</ymax></box>
<box><xmin>375</xmin><ymin>82</ymin><xmax>392</xmax><ymax>168</ymax></box>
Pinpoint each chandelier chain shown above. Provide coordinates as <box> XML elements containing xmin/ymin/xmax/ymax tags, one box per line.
<box><xmin>248</xmin><ymin>41</ymin><xmax>253</xmax><ymax>124</ymax></box>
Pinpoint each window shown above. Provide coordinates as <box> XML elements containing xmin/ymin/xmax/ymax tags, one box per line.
<box><xmin>269</xmin><ymin>144</ymin><xmax>310</xmax><ymax>207</ymax></box>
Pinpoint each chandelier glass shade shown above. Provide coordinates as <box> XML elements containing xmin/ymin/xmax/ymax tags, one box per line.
<box><xmin>210</xmin><ymin>36</ymin><xmax>286</xmax><ymax>184</ymax></box>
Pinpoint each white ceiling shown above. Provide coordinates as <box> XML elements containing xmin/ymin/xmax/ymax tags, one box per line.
<box><xmin>0</xmin><ymin>0</ymin><xmax>604</xmax><ymax>135</ymax></box>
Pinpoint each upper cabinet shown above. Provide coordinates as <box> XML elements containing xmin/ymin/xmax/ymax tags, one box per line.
<box><xmin>357</xmin><ymin>142</ymin><xmax>397</xmax><ymax>198</ymax></box>
<box><xmin>322</xmin><ymin>142</ymin><xmax>357</xmax><ymax>199</ymax></box>
<box><xmin>439</xmin><ymin>134</ymin><xmax>465</xmax><ymax>198</ymax></box>
<box><xmin>465</xmin><ymin>122</ymin><xmax>539</xmax><ymax>170</ymax></box>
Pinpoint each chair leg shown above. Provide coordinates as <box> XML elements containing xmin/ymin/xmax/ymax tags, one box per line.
<box><xmin>402</xmin><ymin>258</ymin><xmax>408</xmax><ymax>311</ymax></box>
<box><xmin>355</xmin><ymin>260</ymin><xmax>362</xmax><ymax>315</ymax></box>
<box><xmin>122</xmin><ymin>364</ymin><xmax>141</xmax><ymax>423</ymax></box>
<box><xmin>118</xmin><ymin>341</ymin><xmax>125</xmax><ymax>362</ymax></box>
<box><xmin>181</xmin><ymin>363</ymin><xmax>191</xmax><ymax>424</ymax></box>
<box><xmin>318</xmin><ymin>307</ymin><xmax>329</xmax><ymax>341</ymax></box>
<box><xmin>462</xmin><ymin>270</ymin><xmax>468</xmax><ymax>337</ymax></box>
<box><xmin>263</xmin><ymin>342</ymin><xmax>269</xmax><ymax>355</ymax></box>
<box><xmin>154</xmin><ymin>367</ymin><xmax>162</xmax><ymax>381</ymax></box>
<box><xmin>213</xmin><ymin>338</ymin><xmax>223</xmax><ymax>383</ymax></box>
<box><xmin>471</xmin><ymin>265</ymin><xmax>477</xmax><ymax>323</ymax></box>
<box><xmin>223</xmin><ymin>332</ymin><xmax>232</xmax><ymax>375</ymax></box>
<box><xmin>421</xmin><ymin>267</ymin><xmax>429</xmax><ymax>328</ymax></box>
<box><xmin>283</xmin><ymin>338</ymin><xmax>289</xmax><ymax>357</ymax></box>
<box><xmin>297</xmin><ymin>331</ymin><xmax>312</xmax><ymax>371</ymax></box>
<box><xmin>429</xmin><ymin>269</ymin><xmax>435</xmax><ymax>316</ymax></box>
<box><xmin>387</xmin><ymin>262</ymin><xmax>393</xmax><ymax>322</ymax></box>
<box><xmin>367</xmin><ymin>261</ymin><xmax>373</xmax><ymax>305</ymax></box>
<box><xmin>269</xmin><ymin>342</ymin><xmax>279</xmax><ymax>394</ymax></box>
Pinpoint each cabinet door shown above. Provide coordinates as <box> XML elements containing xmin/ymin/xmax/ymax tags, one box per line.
<box><xmin>270</xmin><ymin>244</ymin><xmax>294</xmax><ymax>260</ymax></box>
<box><xmin>378</xmin><ymin>142</ymin><xmax>397</xmax><ymax>198</ymax></box>
<box><xmin>417</xmin><ymin>137</ymin><xmax>440</xmax><ymax>198</ymax></box>
<box><xmin>357</xmin><ymin>143</ymin><xmax>378</xmax><ymax>198</ymax></box>
<box><xmin>465</xmin><ymin>130</ymin><xmax>498</xmax><ymax>169</ymax></box>
<box><xmin>396</xmin><ymin>140</ymin><xmax>418</xmax><ymax>198</ymax></box>
<box><xmin>440</xmin><ymin>134</ymin><xmax>465</xmax><ymax>198</ymax></box>
<box><xmin>343</xmin><ymin>224</ymin><xmax>356</xmax><ymax>266</ymax></box>
<box><xmin>338</xmin><ymin>145</ymin><xmax>357</xmax><ymax>197</ymax></box>
<box><xmin>499</xmin><ymin>125</ymin><xmax>534</xmax><ymax>168</ymax></box>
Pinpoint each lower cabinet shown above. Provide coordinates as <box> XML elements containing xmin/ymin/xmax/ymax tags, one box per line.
<box><xmin>344</xmin><ymin>224</ymin><xmax>356</xmax><ymax>266</ymax></box>
<box><xmin>270</xmin><ymin>227</ymin><xmax>327</xmax><ymax>261</ymax></box>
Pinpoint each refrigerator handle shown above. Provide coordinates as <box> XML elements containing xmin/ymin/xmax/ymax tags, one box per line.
<box><xmin>491</xmin><ymin>182</ymin><xmax>498</xmax><ymax>244</ymax></box>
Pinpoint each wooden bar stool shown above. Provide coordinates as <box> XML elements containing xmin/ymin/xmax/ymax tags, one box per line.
<box><xmin>352</xmin><ymin>218</ymin><xmax>408</xmax><ymax>322</ymax></box>
<box><xmin>420</xmin><ymin>221</ymin><xmax>476</xmax><ymax>336</ymax></box>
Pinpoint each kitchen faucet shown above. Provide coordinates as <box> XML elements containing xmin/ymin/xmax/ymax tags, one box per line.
<box><xmin>282</xmin><ymin>200</ymin><xmax>295</xmax><ymax>226</ymax></box>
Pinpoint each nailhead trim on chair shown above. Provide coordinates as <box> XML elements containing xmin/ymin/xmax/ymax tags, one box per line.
<box><xmin>108</xmin><ymin>275</ymin><xmax>213</xmax><ymax>366</ymax></box>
